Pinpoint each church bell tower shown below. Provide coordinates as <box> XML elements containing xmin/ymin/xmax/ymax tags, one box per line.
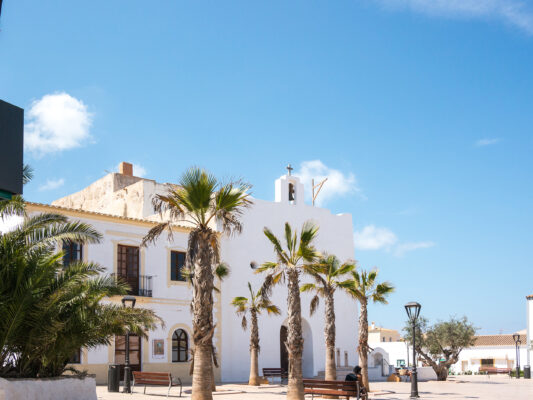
<box><xmin>275</xmin><ymin>164</ymin><xmax>305</xmax><ymax>206</ymax></box>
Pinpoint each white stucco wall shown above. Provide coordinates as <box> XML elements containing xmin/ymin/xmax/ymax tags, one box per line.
<box><xmin>369</xmin><ymin>342</ymin><xmax>412</xmax><ymax>369</ymax></box>
<box><xmin>451</xmin><ymin>345</ymin><xmax>528</xmax><ymax>373</ymax></box>
<box><xmin>219</xmin><ymin>175</ymin><xmax>358</xmax><ymax>382</ymax></box>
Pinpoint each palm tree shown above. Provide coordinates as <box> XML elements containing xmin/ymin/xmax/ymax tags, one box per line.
<box><xmin>339</xmin><ymin>268</ymin><xmax>394</xmax><ymax>391</ymax></box>
<box><xmin>231</xmin><ymin>282</ymin><xmax>281</xmax><ymax>386</ymax></box>
<box><xmin>142</xmin><ymin>167</ymin><xmax>251</xmax><ymax>400</ymax></box>
<box><xmin>300</xmin><ymin>254</ymin><xmax>355</xmax><ymax>381</ymax></box>
<box><xmin>0</xmin><ymin>204</ymin><xmax>160</xmax><ymax>378</ymax></box>
<box><xmin>257</xmin><ymin>221</ymin><xmax>320</xmax><ymax>400</ymax></box>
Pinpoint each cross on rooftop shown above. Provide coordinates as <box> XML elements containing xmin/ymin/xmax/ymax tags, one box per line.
<box><xmin>286</xmin><ymin>164</ymin><xmax>293</xmax><ymax>176</ymax></box>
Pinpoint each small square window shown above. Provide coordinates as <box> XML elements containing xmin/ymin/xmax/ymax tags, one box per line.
<box><xmin>69</xmin><ymin>349</ymin><xmax>81</xmax><ymax>364</ymax></box>
<box><xmin>63</xmin><ymin>242</ymin><xmax>82</xmax><ymax>266</ymax></box>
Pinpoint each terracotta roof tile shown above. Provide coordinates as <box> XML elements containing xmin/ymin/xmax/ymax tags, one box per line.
<box><xmin>474</xmin><ymin>335</ymin><xmax>518</xmax><ymax>346</ymax></box>
<box><xmin>25</xmin><ymin>202</ymin><xmax>192</xmax><ymax>231</ymax></box>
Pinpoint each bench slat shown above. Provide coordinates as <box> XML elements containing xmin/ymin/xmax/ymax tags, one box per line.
<box><xmin>133</xmin><ymin>372</ymin><xmax>171</xmax><ymax>377</ymax></box>
<box><xmin>305</xmin><ymin>389</ymin><xmax>356</xmax><ymax>395</ymax></box>
<box><xmin>133</xmin><ymin>371</ymin><xmax>173</xmax><ymax>386</ymax></box>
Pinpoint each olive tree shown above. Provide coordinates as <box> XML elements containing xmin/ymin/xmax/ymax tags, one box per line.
<box><xmin>403</xmin><ymin>316</ymin><xmax>476</xmax><ymax>381</ymax></box>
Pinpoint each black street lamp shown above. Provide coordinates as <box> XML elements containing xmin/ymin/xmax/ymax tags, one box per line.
<box><xmin>513</xmin><ymin>333</ymin><xmax>521</xmax><ymax>379</ymax></box>
<box><xmin>405</xmin><ymin>302</ymin><xmax>421</xmax><ymax>399</ymax></box>
<box><xmin>121</xmin><ymin>295</ymin><xmax>136</xmax><ymax>393</ymax></box>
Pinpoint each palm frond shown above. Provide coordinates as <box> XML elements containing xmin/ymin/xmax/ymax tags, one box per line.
<box><xmin>23</xmin><ymin>164</ymin><xmax>34</xmax><ymax>185</ymax></box>
<box><xmin>309</xmin><ymin>294</ymin><xmax>320</xmax><ymax>316</ymax></box>
<box><xmin>215</xmin><ymin>263</ymin><xmax>230</xmax><ymax>280</ymax></box>
<box><xmin>300</xmin><ymin>283</ymin><xmax>317</xmax><ymax>292</ymax></box>
<box><xmin>0</xmin><ymin>196</ymin><xmax>26</xmax><ymax>219</ymax></box>
<box><xmin>255</xmin><ymin>261</ymin><xmax>278</xmax><ymax>273</ymax></box>
<box><xmin>264</xmin><ymin>304</ymin><xmax>281</xmax><ymax>315</ymax></box>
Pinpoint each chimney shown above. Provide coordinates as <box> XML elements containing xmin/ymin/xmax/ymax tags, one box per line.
<box><xmin>371</xmin><ymin>322</ymin><xmax>375</xmax><ymax>330</ymax></box>
<box><xmin>119</xmin><ymin>162</ymin><xmax>133</xmax><ymax>177</ymax></box>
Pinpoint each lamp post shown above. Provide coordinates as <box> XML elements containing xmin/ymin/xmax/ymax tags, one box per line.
<box><xmin>405</xmin><ymin>302</ymin><xmax>421</xmax><ymax>399</ymax></box>
<box><xmin>513</xmin><ymin>334</ymin><xmax>521</xmax><ymax>379</ymax></box>
<box><xmin>121</xmin><ymin>295</ymin><xmax>136</xmax><ymax>393</ymax></box>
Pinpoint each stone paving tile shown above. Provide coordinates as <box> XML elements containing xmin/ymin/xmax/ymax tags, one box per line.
<box><xmin>97</xmin><ymin>376</ymin><xmax>533</xmax><ymax>400</ymax></box>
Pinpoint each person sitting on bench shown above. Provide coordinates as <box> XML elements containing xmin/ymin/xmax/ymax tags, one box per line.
<box><xmin>345</xmin><ymin>366</ymin><xmax>367</xmax><ymax>398</ymax></box>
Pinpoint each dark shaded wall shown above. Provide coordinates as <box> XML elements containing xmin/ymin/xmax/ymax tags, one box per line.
<box><xmin>0</xmin><ymin>100</ymin><xmax>23</xmax><ymax>196</ymax></box>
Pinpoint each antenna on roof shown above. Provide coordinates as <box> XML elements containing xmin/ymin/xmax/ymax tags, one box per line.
<box><xmin>312</xmin><ymin>178</ymin><xmax>328</xmax><ymax>206</ymax></box>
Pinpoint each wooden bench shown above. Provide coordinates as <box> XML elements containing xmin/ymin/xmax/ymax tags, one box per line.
<box><xmin>303</xmin><ymin>379</ymin><xmax>365</xmax><ymax>400</ymax></box>
<box><xmin>262</xmin><ymin>368</ymin><xmax>288</xmax><ymax>384</ymax></box>
<box><xmin>479</xmin><ymin>367</ymin><xmax>511</xmax><ymax>377</ymax></box>
<box><xmin>132</xmin><ymin>371</ymin><xmax>182</xmax><ymax>397</ymax></box>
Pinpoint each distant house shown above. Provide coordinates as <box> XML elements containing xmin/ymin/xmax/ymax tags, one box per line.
<box><xmin>451</xmin><ymin>331</ymin><xmax>527</xmax><ymax>373</ymax></box>
<box><xmin>368</xmin><ymin>322</ymin><xmax>401</xmax><ymax>345</ymax></box>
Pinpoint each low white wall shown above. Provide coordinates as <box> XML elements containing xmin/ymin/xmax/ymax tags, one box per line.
<box><xmin>417</xmin><ymin>366</ymin><xmax>438</xmax><ymax>381</ymax></box>
<box><xmin>368</xmin><ymin>366</ymin><xmax>388</xmax><ymax>382</ymax></box>
<box><xmin>0</xmin><ymin>376</ymin><xmax>97</xmax><ymax>400</ymax></box>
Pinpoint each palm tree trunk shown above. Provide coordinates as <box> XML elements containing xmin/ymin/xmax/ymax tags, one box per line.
<box><xmin>286</xmin><ymin>269</ymin><xmax>304</xmax><ymax>400</ymax></box>
<box><xmin>324</xmin><ymin>291</ymin><xmax>337</xmax><ymax>381</ymax></box>
<box><xmin>249</xmin><ymin>309</ymin><xmax>261</xmax><ymax>385</ymax></box>
<box><xmin>191</xmin><ymin>230</ymin><xmax>216</xmax><ymax>400</ymax></box>
<box><xmin>358</xmin><ymin>300</ymin><xmax>369</xmax><ymax>391</ymax></box>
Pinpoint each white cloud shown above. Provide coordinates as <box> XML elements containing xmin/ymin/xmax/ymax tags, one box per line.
<box><xmin>25</xmin><ymin>92</ymin><xmax>93</xmax><ymax>156</ymax></box>
<box><xmin>394</xmin><ymin>241</ymin><xmax>435</xmax><ymax>257</ymax></box>
<box><xmin>38</xmin><ymin>178</ymin><xmax>65</xmax><ymax>191</ymax></box>
<box><xmin>132</xmin><ymin>163</ymin><xmax>147</xmax><ymax>178</ymax></box>
<box><xmin>295</xmin><ymin>160</ymin><xmax>362</xmax><ymax>206</ymax></box>
<box><xmin>375</xmin><ymin>0</ymin><xmax>533</xmax><ymax>34</ymax></box>
<box><xmin>354</xmin><ymin>224</ymin><xmax>435</xmax><ymax>256</ymax></box>
<box><xmin>475</xmin><ymin>138</ymin><xmax>501</xmax><ymax>146</ymax></box>
<box><xmin>354</xmin><ymin>225</ymin><xmax>398</xmax><ymax>250</ymax></box>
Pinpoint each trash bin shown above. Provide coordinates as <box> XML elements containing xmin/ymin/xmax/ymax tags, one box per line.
<box><xmin>524</xmin><ymin>365</ymin><xmax>531</xmax><ymax>379</ymax></box>
<box><xmin>108</xmin><ymin>364</ymin><xmax>120</xmax><ymax>392</ymax></box>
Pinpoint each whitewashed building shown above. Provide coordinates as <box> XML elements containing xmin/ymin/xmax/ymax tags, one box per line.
<box><xmin>23</xmin><ymin>163</ymin><xmax>359</xmax><ymax>384</ymax></box>
<box><xmin>450</xmin><ymin>332</ymin><xmax>528</xmax><ymax>374</ymax></box>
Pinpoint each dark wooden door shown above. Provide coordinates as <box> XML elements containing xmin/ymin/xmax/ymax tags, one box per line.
<box><xmin>117</xmin><ymin>245</ymin><xmax>139</xmax><ymax>295</ymax></box>
<box><xmin>115</xmin><ymin>334</ymin><xmax>141</xmax><ymax>380</ymax></box>
<box><xmin>280</xmin><ymin>325</ymin><xmax>289</xmax><ymax>372</ymax></box>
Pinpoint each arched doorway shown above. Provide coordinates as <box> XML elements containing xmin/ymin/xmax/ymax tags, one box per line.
<box><xmin>279</xmin><ymin>318</ymin><xmax>314</xmax><ymax>378</ymax></box>
<box><xmin>373</xmin><ymin>352</ymin><xmax>383</xmax><ymax>368</ymax></box>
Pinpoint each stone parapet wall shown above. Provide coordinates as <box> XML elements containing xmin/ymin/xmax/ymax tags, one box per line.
<box><xmin>0</xmin><ymin>376</ymin><xmax>97</xmax><ymax>400</ymax></box>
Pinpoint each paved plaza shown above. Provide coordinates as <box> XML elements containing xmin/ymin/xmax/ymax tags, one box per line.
<box><xmin>97</xmin><ymin>375</ymin><xmax>533</xmax><ymax>400</ymax></box>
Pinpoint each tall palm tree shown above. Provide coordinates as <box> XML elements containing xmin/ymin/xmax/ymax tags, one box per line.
<box><xmin>142</xmin><ymin>167</ymin><xmax>251</xmax><ymax>400</ymax></box>
<box><xmin>300</xmin><ymin>254</ymin><xmax>355</xmax><ymax>381</ymax></box>
<box><xmin>339</xmin><ymin>268</ymin><xmax>394</xmax><ymax>391</ymax></box>
<box><xmin>231</xmin><ymin>282</ymin><xmax>281</xmax><ymax>386</ymax></box>
<box><xmin>257</xmin><ymin>221</ymin><xmax>320</xmax><ymax>400</ymax></box>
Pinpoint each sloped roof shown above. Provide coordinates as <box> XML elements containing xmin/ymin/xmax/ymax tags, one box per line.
<box><xmin>25</xmin><ymin>202</ymin><xmax>192</xmax><ymax>231</ymax></box>
<box><xmin>474</xmin><ymin>335</ymin><xmax>517</xmax><ymax>346</ymax></box>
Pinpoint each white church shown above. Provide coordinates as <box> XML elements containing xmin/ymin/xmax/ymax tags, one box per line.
<box><xmin>25</xmin><ymin>162</ymin><xmax>359</xmax><ymax>384</ymax></box>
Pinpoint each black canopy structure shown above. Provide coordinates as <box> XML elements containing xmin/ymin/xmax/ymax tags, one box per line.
<box><xmin>0</xmin><ymin>100</ymin><xmax>24</xmax><ymax>200</ymax></box>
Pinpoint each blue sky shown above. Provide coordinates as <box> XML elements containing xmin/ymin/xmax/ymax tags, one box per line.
<box><xmin>1</xmin><ymin>0</ymin><xmax>532</xmax><ymax>334</ymax></box>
